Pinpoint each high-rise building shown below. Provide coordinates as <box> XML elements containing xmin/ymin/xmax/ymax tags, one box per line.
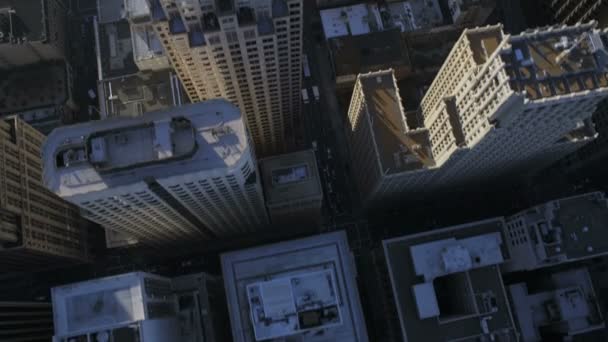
<box><xmin>383</xmin><ymin>218</ymin><xmax>519</xmax><ymax>341</ymax></box>
<box><xmin>259</xmin><ymin>149</ymin><xmax>323</xmax><ymax>226</ymax></box>
<box><xmin>503</xmin><ymin>191</ymin><xmax>608</xmax><ymax>273</ymax></box>
<box><xmin>121</xmin><ymin>0</ymin><xmax>304</xmax><ymax>156</ymax></box>
<box><xmin>0</xmin><ymin>0</ymin><xmax>67</xmax><ymax>68</ymax></box>
<box><xmin>221</xmin><ymin>231</ymin><xmax>369</xmax><ymax>341</ymax></box>
<box><xmin>509</xmin><ymin>267</ymin><xmax>605</xmax><ymax>341</ymax></box>
<box><xmin>348</xmin><ymin>23</ymin><xmax>608</xmax><ymax>203</ymax></box>
<box><xmin>43</xmin><ymin>100</ymin><xmax>268</xmax><ymax>246</ymax></box>
<box><xmin>51</xmin><ymin>271</ymin><xmax>227</xmax><ymax>342</ymax></box>
<box><xmin>0</xmin><ymin>301</ymin><xmax>53</xmax><ymax>341</ymax></box>
<box><xmin>0</xmin><ymin>116</ymin><xmax>95</xmax><ymax>270</ymax></box>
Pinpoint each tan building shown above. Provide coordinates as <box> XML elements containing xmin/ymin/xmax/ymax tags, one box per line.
<box><xmin>0</xmin><ymin>0</ymin><xmax>67</xmax><ymax>68</ymax></box>
<box><xmin>0</xmin><ymin>116</ymin><xmax>96</xmax><ymax>270</ymax></box>
<box><xmin>260</xmin><ymin>149</ymin><xmax>323</xmax><ymax>227</ymax></box>
<box><xmin>122</xmin><ymin>0</ymin><xmax>304</xmax><ymax>156</ymax></box>
<box><xmin>348</xmin><ymin>23</ymin><xmax>608</xmax><ymax>204</ymax></box>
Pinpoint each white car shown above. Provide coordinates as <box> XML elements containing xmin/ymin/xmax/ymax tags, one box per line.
<box><xmin>312</xmin><ymin>86</ymin><xmax>320</xmax><ymax>101</ymax></box>
<box><xmin>301</xmin><ymin>88</ymin><xmax>310</xmax><ymax>104</ymax></box>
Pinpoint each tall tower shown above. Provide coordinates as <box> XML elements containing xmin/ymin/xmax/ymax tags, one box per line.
<box><xmin>42</xmin><ymin>100</ymin><xmax>268</xmax><ymax>246</ymax></box>
<box><xmin>348</xmin><ymin>22</ymin><xmax>608</xmax><ymax>203</ymax></box>
<box><xmin>123</xmin><ymin>0</ymin><xmax>304</xmax><ymax>156</ymax></box>
<box><xmin>0</xmin><ymin>117</ymin><xmax>95</xmax><ymax>270</ymax></box>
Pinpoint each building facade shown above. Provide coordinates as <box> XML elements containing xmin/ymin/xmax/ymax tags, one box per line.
<box><xmin>0</xmin><ymin>116</ymin><xmax>95</xmax><ymax>270</ymax></box>
<box><xmin>122</xmin><ymin>0</ymin><xmax>304</xmax><ymax>156</ymax></box>
<box><xmin>259</xmin><ymin>149</ymin><xmax>323</xmax><ymax>226</ymax></box>
<box><xmin>0</xmin><ymin>0</ymin><xmax>67</xmax><ymax>68</ymax></box>
<box><xmin>43</xmin><ymin>100</ymin><xmax>268</xmax><ymax>246</ymax></box>
<box><xmin>221</xmin><ymin>231</ymin><xmax>369</xmax><ymax>341</ymax></box>
<box><xmin>0</xmin><ymin>301</ymin><xmax>53</xmax><ymax>341</ymax></box>
<box><xmin>348</xmin><ymin>23</ymin><xmax>608</xmax><ymax>204</ymax></box>
<box><xmin>539</xmin><ymin>0</ymin><xmax>607</xmax><ymax>25</ymax></box>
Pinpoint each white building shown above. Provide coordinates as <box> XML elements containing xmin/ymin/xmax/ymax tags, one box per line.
<box><xmin>509</xmin><ymin>267</ymin><xmax>605</xmax><ymax>341</ymax></box>
<box><xmin>42</xmin><ymin>100</ymin><xmax>268</xmax><ymax>246</ymax></box>
<box><xmin>503</xmin><ymin>191</ymin><xmax>608</xmax><ymax>272</ymax></box>
<box><xmin>221</xmin><ymin>231</ymin><xmax>369</xmax><ymax>341</ymax></box>
<box><xmin>348</xmin><ymin>22</ymin><xmax>608</xmax><ymax>204</ymax></box>
<box><xmin>51</xmin><ymin>272</ymin><xmax>179</xmax><ymax>341</ymax></box>
<box><xmin>320</xmin><ymin>0</ymin><xmax>443</xmax><ymax>39</ymax></box>
<box><xmin>51</xmin><ymin>271</ymin><xmax>226</xmax><ymax>342</ymax></box>
<box><xmin>123</xmin><ymin>0</ymin><xmax>304</xmax><ymax>156</ymax></box>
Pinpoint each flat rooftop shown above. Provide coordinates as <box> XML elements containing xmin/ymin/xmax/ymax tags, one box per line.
<box><xmin>500</xmin><ymin>22</ymin><xmax>608</xmax><ymax>100</ymax></box>
<box><xmin>329</xmin><ymin>29</ymin><xmax>411</xmax><ymax>78</ymax></box>
<box><xmin>259</xmin><ymin>149</ymin><xmax>323</xmax><ymax>205</ymax></box>
<box><xmin>509</xmin><ymin>267</ymin><xmax>604</xmax><ymax>341</ymax></box>
<box><xmin>0</xmin><ymin>0</ymin><xmax>46</xmax><ymax>44</ymax></box>
<box><xmin>0</xmin><ymin>62</ymin><xmax>67</xmax><ymax>114</ymax></box>
<box><xmin>221</xmin><ymin>231</ymin><xmax>368</xmax><ymax>342</ymax></box>
<box><xmin>320</xmin><ymin>4</ymin><xmax>372</xmax><ymax>39</ymax></box>
<box><xmin>97</xmin><ymin>20</ymin><xmax>138</xmax><ymax>79</ymax></box>
<box><xmin>383</xmin><ymin>218</ymin><xmax>518</xmax><ymax>342</ymax></box>
<box><xmin>101</xmin><ymin>70</ymin><xmax>181</xmax><ymax>118</ymax></box>
<box><xmin>547</xmin><ymin>192</ymin><xmax>608</xmax><ymax>260</ymax></box>
<box><xmin>43</xmin><ymin>100</ymin><xmax>248</xmax><ymax>199</ymax></box>
<box><xmin>321</xmin><ymin>1</ymin><xmax>443</xmax><ymax>40</ymax></box>
<box><xmin>358</xmin><ymin>70</ymin><xmax>434</xmax><ymax>175</ymax></box>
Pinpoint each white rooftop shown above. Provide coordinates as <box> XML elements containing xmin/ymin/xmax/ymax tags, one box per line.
<box><xmin>320</xmin><ymin>4</ymin><xmax>374</xmax><ymax>39</ymax></box>
<box><xmin>320</xmin><ymin>0</ymin><xmax>443</xmax><ymax>39</ymax></box>
<box><xmin>51</xmin><ymin>272</ymin><xmax>174</xmax><ymax>338</ymax></box>
<box><xmin>221</xmin><ymin>231</ymin><xmax>369</xmax><ymax>342</ymax></box>
<box><xmin>246</xmin><ymin>270</ymin><xmax>342</xmax><ymax>341</ymax></box>
<box><xmin>43</xmin><ymin>100</ymin><xmax>249</xmax><ymax>199</ymax></box>
<box><xmin>410</xmin><ymin>232</ymin><xmax>504</xmax><ymax>282</ymax></box>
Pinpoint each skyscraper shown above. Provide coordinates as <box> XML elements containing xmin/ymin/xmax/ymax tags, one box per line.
<box><xmin>0</xmin><ymin>116</ymin><xmax>95</xmax><ymax>270</ymax></box>
<box><xmin>348</xmin><ymin>22</ymin><xmax>608</xmax><ymax>203</ymax></box>
<box><xmin>42</xmin><ymin>100</ymin><xmax>268</xmax><ymax>246</ymax></box>
<box><xmin>123</xmin><ymin>0</ymin><xmax>304</xmax><ymax>156</ymax></box>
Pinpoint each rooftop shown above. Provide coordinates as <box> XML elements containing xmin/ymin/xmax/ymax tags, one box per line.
<box><xmin>0</xmin><ymin>0</ymin><xmax>47</xmax><ymax>44</ymax></box>
<box><xmin>97</xmin><ymin>20</ymin><xmax>138</xmax><ymax>79</ymax></box>
<box><xmin>51</xmin><ymin>272</ymin><xmax>171</xmax><ymax>337</ymax></box>
<box><xmin>131</xmin><ymin>23</ymin><xmax>167</xmax><ymax>63</ymax></box>
<box><xmin>514</xmin><ymin>191</ymin><xmax>608</xmax><ymax>264</ymax></box>
<box><xmin>43</xmin><ymin>100</ymin><xmax>249</xmax><ymax>199</ymax></box>
<box><xmin>357</xmin><ymin>70</ymin><xmax>434</xmax><ymax>175</ymax></box>
<box><xmin>383</xmin><ymin>218</ymin><xmax>518</xmax><ymax>342</ymax></box>
<box><xmin>509</xmin><ymin>268</ymin><xmax>605</xmax><ymax>341</ymax></box>
<box><xmin>0</xmin><ymin>62</ymin><xmax>68</xmax><ymax>114</ymax></box>
<box><xmin>97</xmin><ymin>0</ymin><xmax>126</xmax><ymax>24</ymax></box>
<box><xmin>259</xmin><ymin>149</ymin><xmax>323</xmax><ymax>205</ymax></box>
<box><xmin>246</xmin><ymin>270</ymin><xmax>342</xmax><ymax>340</ymax></box>
<box><xmin>221</xmin><ymin>231</ymin><xmax>368</xmax><ymax>342</ymax></box>
<box><xmin>100</xmin><ymin>70</ymin><xmax>182</xmax><ymax>118</ymax></box>
<box><xmin>320</xmin><ymin>0</ymin><xmax>443</xmax><ymax>40</ymax></box>
<box><xmin>329</xmin><ymin>29</ymin><xmax>411</xmax><ymax>78</ymax></box>
<box><xmin>499</xmin><ymin>22</ymin><xmax>608</xmax><ymax>100</ymax></box>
